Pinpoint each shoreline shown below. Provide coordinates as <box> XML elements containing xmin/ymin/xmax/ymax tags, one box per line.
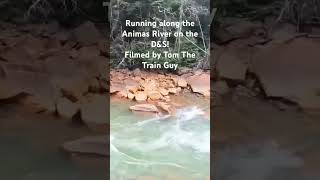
<box><xmin>110</xmin><ymin>68</ymin><xmax>210</xmax><ymax>116</ymax></box>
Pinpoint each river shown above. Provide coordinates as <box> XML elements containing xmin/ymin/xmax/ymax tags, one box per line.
<box><xmin>110</xmin><ymin>97</ymin><xmax>210</xmax><ymax>180</ymax></box>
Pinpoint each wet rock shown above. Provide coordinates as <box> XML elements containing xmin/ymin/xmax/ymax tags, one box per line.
<box><xmin>188</xmin><ymin>73</ymin><xmax>210</xmax><ymax>96</ymax></box>
<box><xmin>135</xmin><ymin>91</ymin><xmax>147</xmax><ymax>102</ymax></box>
<box><xmin>157</xmin><ymin>102</ymin><xmax>172</xmax><ymax>114</ymax></box>
<box><xmin>62</xmin><ymin>136</ymin><xmax>108</xmax><ymax>156</ymax></box>
<box><xmin>129</xmin><ymin>104</ymin><xmax>159</xmax><ymax>113</ymax></box>
<box><xmin>252</xmin><ymin>38</ymin><xmax>320</xmax><ymax>111</ymax></box>
<box><xmin>73</xmin><ymin>21</ymin><xmax>101</xmax><ymax>46</ymax></box>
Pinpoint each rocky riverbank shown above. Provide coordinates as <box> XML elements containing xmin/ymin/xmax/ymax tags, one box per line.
<box><xmin>110</xmin><ymin>69</ymin><xmax>210</xmax><ymax>115</ymax></box>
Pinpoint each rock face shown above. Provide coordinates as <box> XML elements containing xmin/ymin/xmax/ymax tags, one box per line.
<box><xmin>129</xmin><ymin>104</ymin><xmax>159</xmax><ymax>113</ymax></box>
<box><xmin>252</xmin><ymin>38</ymin><xmax>320</xmax><ymax>112</ymax></box>
<box><xmin>188</xmin><ymin>73</ymin><xmax>210</xmax><ymax>96</ymax></box>
<box><xmin>62</xmin><ymin>136</ymin><xmax>108</xmax><ymax>156</ymax></box>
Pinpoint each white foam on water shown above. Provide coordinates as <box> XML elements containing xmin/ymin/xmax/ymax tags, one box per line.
<box><xmin>110</xmin><ymin>106</ymin><xmax>210</xmax><ymax>179</ymax></box>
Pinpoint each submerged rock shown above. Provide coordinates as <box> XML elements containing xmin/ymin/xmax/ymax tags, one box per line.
<box><xmin>62</xmin><ymin>136</ymin><xmax>108</xmax><ymax>156</ymax></box>
<box><xmin>129</xmin><ymin>104</ymin><xmax>159</xmax><ymax>113</ymax></box>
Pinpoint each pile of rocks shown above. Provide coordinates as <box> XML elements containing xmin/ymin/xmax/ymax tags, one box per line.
<box><xmin>110</xmin><ymin>69</ymin><xmax>210</xmax><ymax>114</ymax></box>
<box><xmin>110</xmin><ymin>69</ymin><xmax>210</xmax><ymax>102</ymax></box>
<box><xmin>0</xmin><ymin>21</ymin><xmax>109</xmax><ymax>132</ymax></box>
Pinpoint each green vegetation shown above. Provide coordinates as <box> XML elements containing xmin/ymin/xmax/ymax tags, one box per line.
<box><xmin>110</xmin><ymin>0</ymin><xmax>210</xmax><ymax>70</ymax></box>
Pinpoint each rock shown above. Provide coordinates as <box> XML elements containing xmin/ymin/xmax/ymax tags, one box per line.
<box><xmin>128</xmin><ymin>92</ymin><xmax>135</xmax><ymax>100</ymax></box>
<box><xmin>141</xmin><ymin>79</ymin><xmax>157</xmax><ymax>91</ymax></box>
<box><xmin>159</xmin><ymin>88</ymin><xmax>169</xmax><ymax>96</ymax></box>
<box><xmin>110</xmin><ymin>83</ymin><xmax>123</xmax><ymax>94</ymax></box>
<box><xmin>124</xmin><ymin>78</ymin><xmax>139</xmax><ymax>93</ymax></box>
<box><xmin>176</xmin><ymin>87</ymin><xmax>182</xmax><ymax>93</ymax></box>
<box><xmin>21</xmin><ymin>95</ymin><xmax>57</xmax><ymax>113</ymax></box>
<box><xmin>116</xmin><ymin>90</ymin><xmax>128</xmax><ymax>98</ymax></box>
<box><xmin>57</xmin><ymin>97</ymin><xmax>79</xmax><ymax>119</ymax></box>
<box><xmin>46</xmin><ymin>55</ymin><xmax>92</xmax><ymax>100</ymax></box>
<box><xmin>168</xmin><ymin>88</ymin><xmax>177</xmax><ymax>94</ymax></box>
<box><xmin>216</xmin><ymin>43</ymin><xmax>250</xmax><ymax>80</ymax></box>
<box><xmin>177</xmin><ymin>78</ymin><xmax>188</xmax><ymax>88</ymax></box>
<box><xmin>0</xmin><ymin>67</ymin><xmax>58</xmax><ymax>110</ymax></box>
<box><xmin>80</xmin><ymin>95</ymin><xmax>108</xmax><ymax>132</ymax></box>
<box><xmin>212</xmin><ymin>81</ymin><xmax>230</xmax><ymax>95</ymax></box>
<box><xmin>129</xmin><ymin>104</ymin><xmax>159</xmax><ymax>113</ymax></box>
<box><xmin>188</xmin><ymin>73</ymin><xmax>210</xmax><ymax>96</ymax></box>
<box><xmin>135</xmin><ymin>91</ymin><xmax>148</xmax><ymax>102</ymax></box>
<box><xmin>76</xmin><ymin>46</ymin><xmax>107</xmax><ymax>78</ymax></box>
<box><xmin>73</xmin><ymin>21</ymin><xmax>101</xmax><ymax>46</ymax></box>
<box><xmin>147</xmin><ymin>91</ymin><xmax>162</xmax><ymax>101</ymax></box>
<box><xmin>252</xmin><ymin>38</ymin><xmax>320</xmax><ymax>111</ymax></box>
<box><xmin>157</xmin><ymin>102</ymin><xmax>171</xmax><ymax>114</ymax></box>
<box><xmin>62</xmin><ymin>136</ymin><xmax>108</xmax><ymax>156</ymax></box>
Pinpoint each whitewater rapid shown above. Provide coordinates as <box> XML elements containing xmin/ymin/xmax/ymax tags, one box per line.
<box><xmin>110</xmin><ymin>106</ymin><xmax>210</xmax><ymax>179</ymax></box>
